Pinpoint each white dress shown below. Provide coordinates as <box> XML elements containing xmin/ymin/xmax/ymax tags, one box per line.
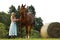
<box><xmin>9</xmin><ymin>17</ymin><xmax>17</xmax><ymax>36</ymax></box>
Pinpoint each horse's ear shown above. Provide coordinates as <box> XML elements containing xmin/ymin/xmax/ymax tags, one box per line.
<box><xmin>22</xmin><ymin>4</ymin><xmax>23</xmax><ymax>7</ymax></box>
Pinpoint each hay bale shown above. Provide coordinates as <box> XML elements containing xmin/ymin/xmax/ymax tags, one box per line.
<box><xmin>41</xmin><ymin>22</ymin><xmax>60</xmax><ymax>38</ymax></box>
<box><xmin>41</xmin><ymin>23</ymin><xmax>50</xmax><ymax>38</ymax></box>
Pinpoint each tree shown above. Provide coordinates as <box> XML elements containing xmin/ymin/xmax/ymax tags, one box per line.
<box><xmin>16</xmin><ymin>5</ymin><xmax>20</xmax><ymax>37</ymax></box>
<box><xmin>26</xmin><ymin>5</ymin><xmax>36</xmax><ymax>17</ymax></box>
<box><xmin>16</xmin><ymin>5</ymin><xmax>20</xmax><ymax>18</ymax></box>
<box><xmin>0</xmin><ymin>12</ymin><xmax>10</xmax><ymax>26</ymax></box>
<box><xmin>0</xmin><ymin>12</ymin><xmax>10</xmax><ymax>37</ymax></box>
<box><xmin>8</xmin><ymin>5</ymin><xmax>17</xmax><ymax>14</ymax></box>
<box><xmin>8</xmin><ymin>5</ymin><xmax>20</xmax><ymax>18</ymax></box>
<box><xmin>34</xmin><ymin>17</ymin><xmax>43</xmax><ymax>32</ymax></box>
<box><xmin>0</xmin><ymin>23</ymin><xmax>8</xmax><ymax>38</ymax></box>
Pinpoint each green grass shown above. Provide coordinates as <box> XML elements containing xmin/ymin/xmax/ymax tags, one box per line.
<box><xmin>0</xmin><ymin>38</ymin><xmax>60</xmax><ymax>40</ymax></box>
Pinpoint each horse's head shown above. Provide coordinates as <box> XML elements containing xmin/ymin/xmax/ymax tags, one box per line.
<box><xmin>20</xmin><ymin>4</ymin><xmax>27</xmax><ymax>18</ymax></box>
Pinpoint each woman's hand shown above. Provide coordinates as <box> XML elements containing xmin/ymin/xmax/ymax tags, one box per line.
<box><xmin>16</xmin><ymin>19</ymin><xmax>20</xmax><ymax>21</ymax></box>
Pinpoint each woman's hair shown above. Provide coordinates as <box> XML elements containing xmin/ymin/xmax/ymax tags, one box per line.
<box><xmin>11</xmin><ymin>12</ymin><xmax>16</xmax><ymax>16</ymax></box>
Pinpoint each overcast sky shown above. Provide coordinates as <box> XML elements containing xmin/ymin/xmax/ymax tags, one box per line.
<box><xmin>0</xmin><ymin>0</ymin><xmax>60</xmax><ymax>24</ymax></box>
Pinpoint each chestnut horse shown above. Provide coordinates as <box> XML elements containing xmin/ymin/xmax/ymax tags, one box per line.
<box><xmin>20</xmin><ymin>4</ymin><xmax>34</xmax><ymax>38</ymax></box>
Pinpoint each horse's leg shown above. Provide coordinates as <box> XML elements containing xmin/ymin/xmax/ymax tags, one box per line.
<box><xmin>28</xmin><ymin>26</ymin><xmax>30</xmax><ymax>38</ymax></box>
<box><xmin>26</xmin><ymin>25</ymin><xmax>30</xmax><ymax>38</ymax></box>
<box><xmin>28</xmin><ymin>24</ymin><xmax>33</xmax><ymax>38</ymax></box>
<box><xmin>25</xmin><ymin>26</ymin><xmax>28</xmax><ymax>38</ymax></box>
<box><xmin>26</xmin><ymin>26</ymin><xmax>31</xmax><ymax>38</ymax></box>
<box><xmin>20</xmin><ymin>24</ymin><xmax>22</xmax><ymax>38</ymax></box>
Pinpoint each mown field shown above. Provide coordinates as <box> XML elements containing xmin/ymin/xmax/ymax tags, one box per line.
<box><xmin>0</xmin><ymin>38</ymin><xmax>60</xmax><ymax>40</ymax></box>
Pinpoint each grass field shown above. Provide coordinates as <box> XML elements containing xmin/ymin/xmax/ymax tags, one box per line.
<box><xmin>0</xmin><ymin>38</ymin><xmax>60</xmax><ymax>40</ymax></box>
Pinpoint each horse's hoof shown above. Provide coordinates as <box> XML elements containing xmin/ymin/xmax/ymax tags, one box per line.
<box><xmin>28</xmin><ymin>36</ymin><xmax>29</xmax><ymax>39</ymax></box>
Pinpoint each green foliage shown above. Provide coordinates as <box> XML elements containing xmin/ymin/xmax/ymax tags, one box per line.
<box><xmin>20</xmin><ymin>28</ymin><xmax>40</xmax><ymax>38</ymax></box>
<box><xmin>0</xmin><ymin>12</ymin><xmax>10</xmax><ymax>38</ymax></box>
<box><xmin>0</xmin><ymin>23</ymin><xmax>8</xmax><ymax>38</ymax></box>
<box><xmin>8</xmin><ymin>5</ymin><xmax>17</xmax><ymax>13</ymax></box>
<box><xmin>26</xmin><ymin>5</ymin><xmax>36</xmax><ymax>16</ymax></box>
<box><xmin>0</xmin><ymin>12</ymin><xmax>10</xmax><ymax>26</ymax></box>
<box><xmin>34</xmin><ymin>17</ymin><xmax>43</xmax><ymax>32</ymax></box>
<box><xmin>22</xmin><ymin>28</ymin><xmax>26</xmax><ymax>37</ymax></box>
<box><xmin>30</xmin><ymin>29</ymin><xmax>40</xmax><ymax>38</ymax></box>
<box><xmin>0</xmin><ymin>12</ymin><xmax>10</xmax><ymax>31</ymax></box>
<box><xmin>16</xmin><ymin>5</ymin><xmax>20</xmax><ymax>18</ymax></box>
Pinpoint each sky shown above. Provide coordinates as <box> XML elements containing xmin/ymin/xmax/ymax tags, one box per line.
<box><xmin>0</xmin><ymin>0</ymin><xmax>60</xmax><ymax>24</ymax></box>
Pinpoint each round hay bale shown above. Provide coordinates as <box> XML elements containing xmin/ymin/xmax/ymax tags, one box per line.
<box><xmin>41</xmin><ymin>23</ymin><xmax>50</xmax><ymax>38</ymax></box>
<box><xmin>41</xmin><ymin>22</ymin><xmax>60</xmax><ymax>38</ymax></box>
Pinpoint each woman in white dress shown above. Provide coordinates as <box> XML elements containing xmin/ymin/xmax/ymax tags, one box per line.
<box><xmin>9</xmin><ymin>12</ymin><xmax>19</xmax><ymax>38</ymax></box>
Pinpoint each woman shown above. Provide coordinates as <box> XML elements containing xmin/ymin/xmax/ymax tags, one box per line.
<box><xmin>9</xmin><ymin>12</ymin><xmax>19</xmax><ymax>38</ymax></box>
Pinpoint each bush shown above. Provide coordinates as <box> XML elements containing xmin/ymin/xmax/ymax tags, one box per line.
<box><xmin>0</xmin><ymin>23</ymin><xmax>8</xmax><ymax>38</ymax></box>
<box><xmin>21</xmin><ymin>28</ymin><xmax>40</xmax><ymax>38</ymax></box>
<box><xmin>30</xmin><ymin>29</ymin><xmax>40</xmax><ymax>38</ymax></box>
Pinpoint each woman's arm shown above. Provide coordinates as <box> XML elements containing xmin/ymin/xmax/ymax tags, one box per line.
<box><xmin>11</xmin><ymin>16</ymin><xmax>19</xmax><ymax>22</ymax></box>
